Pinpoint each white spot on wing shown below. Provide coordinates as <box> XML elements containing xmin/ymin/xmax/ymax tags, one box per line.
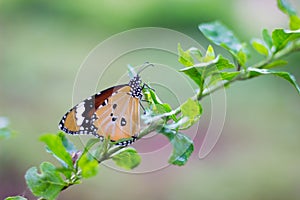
<box><xmin>76</xmin><ymin>102</ymin><xmax>85</xmax><ymax>126</ymax></box>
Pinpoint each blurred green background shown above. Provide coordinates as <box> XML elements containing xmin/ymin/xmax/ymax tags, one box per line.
<box><xmin>1</xmin><ymin>0</ymin><xmax>300</xmax><ymax>199</ymax></box>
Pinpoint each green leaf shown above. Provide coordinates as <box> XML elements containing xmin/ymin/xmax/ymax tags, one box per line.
<box><xmin>262</xmin><ymin>29</ymin><xmax>273</xmax><ymax>49</ymax></box>
<box><xmin>82</xmin><ymin>138</ymin><xmax>101</xmax><ymax>155</ymax></box>
<box><xmin>272</xmin><ymin>29</ymin><xmax>300</xmax><ymax>51</ymax></box>
<box><xmin>142</xmin><ymin>87</ymin><xmax>177</xmax><ymax>121</ymax></box>
<box><xmin>178</xmin><ymin>43</ymin><xmax>194</xmax><ymax>66</ymax></box>
<box><xmin>58</xmin><ymin>132</ymin><xmax>77</xmax><ymax>155</ymax></box>
<box><xmin>179</xmin><ymin>98</ymin><xmax>202</xmax><ymax>129</ymax></box>
<box><xmin>180</xmin><ymin>67</ymin><xmax>203</xmax><ymax>88</ymax></box>
<box><xmin>277</xmin><ymin>0</ymin><xmax>297</xmax><ymax>16</ymax></box>
<box><xmin>215</xmin><ymin>55</ymin><xmax>235</xmax><ymax>70</ymax></box>
<box><xmin>40</xmin><ymin>133</ymin><xmax>73</xmax><ymax>169</ymax></box>
<box><xmin>290</xmin><ymin>15</ymin><xmax>300</xmax><ymax>30</ymax></box>
<box><xmin>77</xmin><ymin>152</ymin><xmax>98</xmax><ymax>178</ymax></box>
<box><xmin>25</xmin><ymin>162</ymin><xmax>65</xmax><ymax>200</ymax></box>
<box><xmin>188</xmin><ymin>47</ymin><xmax>203</xmax><ymax>61</ymax></box>
<box><xmin>143</xmin><ymin>86</ymin><xmax>163</xmax><ymax>105</ymax></box>
<box><xmin>111</xmin><ymin>148</ymin><xmax>141</xmax><ymax>170</ymax></box>
<box><xmin>247</xmin><ymin>68</ymin><xmax>300</xmax><ymax>93</ymax></box>
<box><xmin>209</xmin><ymin>71</ymin><xmax>241</xmax><ymax>86</ymax></box>
<box><xmin>180</xmin><ymin>54</ymin><xmax>235</xmax><ymax>89</ymax></box>
<box><xmin>199</xmin><ymin>21</ymin><xmax>248</xmax><ymax>65</ymax></box>
<box><xmin>251</xmin><ymin>38</ymin><xmax>270</xmax><ymax>57</ymax></box>
<box><xmin>219</xmin><ymin>71</ymin><xmax>241</xmax><ymax>81</ymax></box>
<box><xmin>159</xmin><ymin>128</ymin><xmax>194</xmax><ymax>166</ymax></box>
<box><xmin>264</xmin><ymin>60</ymin><xmax>288</xmax><ymax>69</ymax></box>
<box><xmin>0</xmin><ymin>117</ymin><xmax>11</xmax><ymax>140</ymax></box>
<box><xmin>203</xmin><ymin>45</ymin><xmax>215</xmax><ymax>62</ymax></box>
<box><xmin>5</xmin><ymin>196</ymin><xmax>28</xmax><ymax>200</ymax></box>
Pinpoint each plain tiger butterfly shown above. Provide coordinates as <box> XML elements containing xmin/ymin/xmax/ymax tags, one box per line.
<box><xmin>58</xmin><ymin>64</ymin><xmax>153</xmax><ymax>146</ymax></box>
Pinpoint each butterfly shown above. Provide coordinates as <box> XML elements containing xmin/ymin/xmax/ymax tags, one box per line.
<box><xmin>58</xmin><ymin>64</ymin><xmax>152</xmax><ymax>146</ymax></box>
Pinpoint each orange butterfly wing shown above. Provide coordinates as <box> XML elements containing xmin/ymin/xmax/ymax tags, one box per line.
<box><xmin>59</xmin><ymin>85</ymin><xmax>140</xmax><ymax>143</ymax></box>
<box><xmin>59</xmin><ymin>85</ymin><xmax>126</xmax><ymax>135</ymax></box>
<box><xmin>93</xmin><ymin>86</ymin><xmax>140</xmax><ymax>141</ymax></box>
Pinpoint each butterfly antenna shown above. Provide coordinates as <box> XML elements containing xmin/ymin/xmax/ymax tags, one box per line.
<box><xmin>137</xmin><ymin>62</ymin><xmax>154</xmax><ymax>75</ymax></box>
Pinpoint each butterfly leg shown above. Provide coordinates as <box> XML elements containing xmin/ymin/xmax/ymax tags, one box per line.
<box><xmin>139</xmin><ymin>101</ymin><xmax>147</xmax><ymax>114</ymax></box>
<box><xmin>142</xmin><ymin>83</ymin><xmax>155</xmax><ymax>92</ymax></box>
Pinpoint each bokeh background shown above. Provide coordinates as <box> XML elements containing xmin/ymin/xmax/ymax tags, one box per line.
<box><xmin>1</xmin><ymin>0</ymin><xmax>300</xmax><ymax>199</ymax></box>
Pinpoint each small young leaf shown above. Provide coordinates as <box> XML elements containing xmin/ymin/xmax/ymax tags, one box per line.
<box><xmin>272</xmin><ymin>29</ymin><xmax>300</xmax><ymax>51</ymax></box>
<box><xmin>215</xmin><ymin>55</ymin><xmax>235</xmax><ymax>70</ymax></box>
<box><xmin>277</xmin><ymin>0</ymin><xmax>297</xmax><ymax>16</ymax></box>
<box><xmin>209</xmin><ymin>71</ymin><xmax>241</xmax><ymax>87</ymax></box>
<box><xmin>178</xmin><ymin>43</ymin><xmax>194</xmax><ymax>66</ymax></box>
<box><xmin>262</xmin><ymin>29</ymin><xmax>273</xmax><ymax>49</ymax></box>
<box><xmin>251</xmin><ymin>39</ymin><xmax>270</xmax><ymax>57</ymax></box>
<box><xmin>111</xmin><ymin>148</ymin><xmax>141</xmax><ymax>170</ymax></box>
<box><xmin>220</xmin><ymin>71</ymin><xmax>241</xmax><ymax>81</ymax></box>
<box><xmin>25</xmin><ymin>162</ymin><xmax>65</xmax><ymax>200</ymax></box>
<box><xmin>264</xmin><ymin>60</ymin><xmax>288</xmax><ymax>69</ymax></box>
<box><xmin>203</xmin><ymin>45</ymin><xmax>215</xmax><ymax>62</ymax></box>
<box><xmin>290</xmin><ymin>15</ymin><xmax>300</xmax><ymax>30</ymax></box>
<box><xmin>237</xmin><ymin>48</ymin><xmax>248</xmax><ymax>66</ymax></box>
<box><xmin>77</xmin><ymin>153</ymin><xmax>98</xmax><ymax>178</ymax></box>
<box><xmin>179</xmin><ymin>98</ymin><xmax>202</xmax><ymax>129</ymax></box>
<box><xmin>188</xmin><ymin>47</ymin><xmax>203</xmax><ymax>61</ymax></box>
<box><xmin>159</xmin><ymin>128</ymin><xmax>194</xmax><ymax>166</ymax></box>
<box><xmin>5</xmin><ymin>196</ymin><xmax>28</xmax><ymax>200</ymax></box>
<box><xmin>247</xmin><ymin>68</ymin><xmax>300</xmax><ymax>93</ymax></box>
<box><xmin>40</xmin><ymin>133</ymin><xmax>73</xmax><ymax>168</ymax></box>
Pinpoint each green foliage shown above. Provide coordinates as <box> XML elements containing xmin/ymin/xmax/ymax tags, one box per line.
<box><xmin>179</xmin><ymin>98</ymin><xmax>202</xmax><ymax>130</ymax></box>
<box><xmin>25</xmin><ymin>162</ymin><xmax>66</xmax><ymax>200</ymax></box>
<box><xmin>272</xmin><ymin>29</ymin><xmax>300</xmax><ymax>51</ymax></box>
<box><xmin>143</xmin><ymin>85</ymin><xmax>177</xmax><ymax>122</ymax></box>
<box><xmin>77</xmin><ymin>152</ymin><xmax>99</xmax><ymax>178</ymax></box>
<box><xmin>199</xmin><ymin>21</ymin><xmax>248</xmax><ymax>66</ymax></box>
<box><xmin>277</xmin><ymin>0</ymin><xmax>297</xmax><ymax>16</ymax></box>
<box><xmin>159</xmin><ymin>127</ymin><xmax>194</xmax><ymax>166</ymax></box>
<box><xmin>24</xmin><ymin>132</ymin><xmax>101</xmax><ymax>199</ymax></box>
<box><xmin>247</xmin><ymin>68</ymin><xmax>300</xmax><ymax>93</ymax></box>
<box><xmin>178</xmin><ymin>0</ymin><xmax>300</xmax><ymax>98</ymax></box>
<box><xmin>111</xmin><ymin>148</ymin><xmax>141</xmax><ymax>170</ymax></box>
<box><xmin>251</xmin><ymin>38</ymin><xmax>270</xmax><ymax>57</ymax></box>
<box><xmin>40</xmin><ymin>133</ymin><xmax>74</xmax><ymax>168</ymax></box>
